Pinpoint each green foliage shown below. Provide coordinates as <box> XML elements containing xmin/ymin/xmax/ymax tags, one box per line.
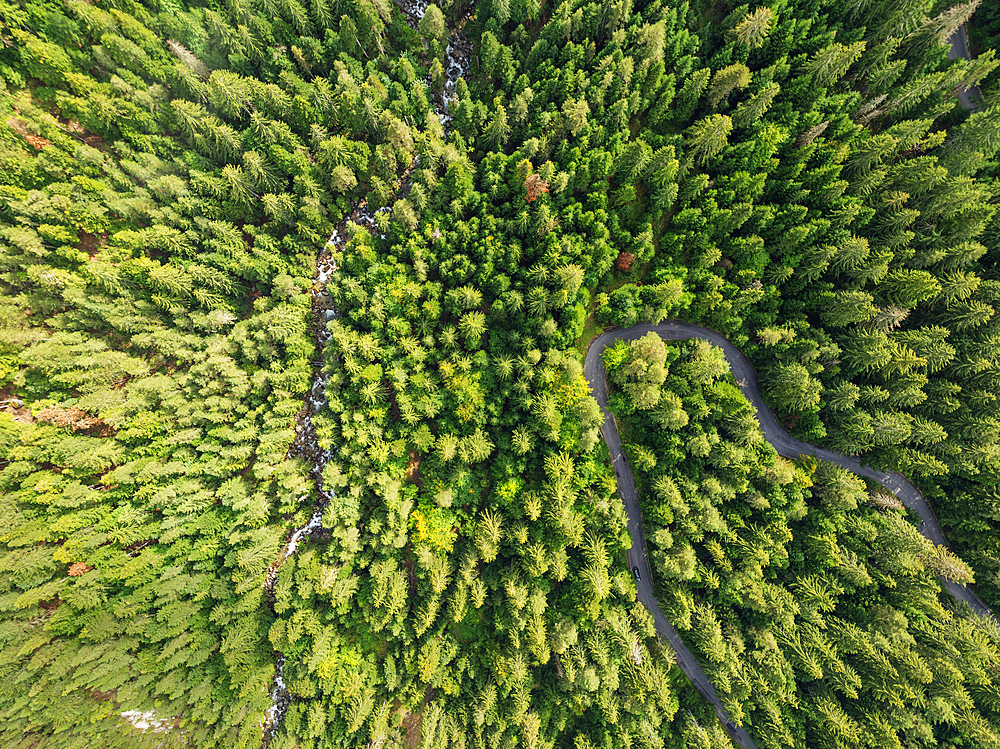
<box><xmin>615</xmin><ymin>341</ymin><xmax>1000</xmax><ymax>749</ymax></box>
<box><xmin>607</xmin><ymin>331</ymin><xmax>671</xmax><ymax>413</ymax></box>
<box><xmin>0</xmin><ymin>0</ymin><xmax>416</xmax><ymax>743</ymax></box>
<box><xmin>3</xmin><ymin>0</ymin><xmax>1000</xmax><ymax>745</ymax></box>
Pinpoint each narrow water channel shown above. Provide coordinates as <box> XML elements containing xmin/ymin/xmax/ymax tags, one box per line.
<box><xmin>261</xmin><ymin>8</ymin><xmax>472</xmax><ymax>743</ymax></box>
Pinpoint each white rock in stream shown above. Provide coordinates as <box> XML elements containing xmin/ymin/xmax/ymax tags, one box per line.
<box><xmin>121</xmin><ymin>710</ymin><xmax>173</xmax><ymax>734</ymax></box>
<box><xmin>283</xmin><ymin>508</ymin><xmax>326</xmax><ymax>557</ymax></box>
<box><xmin>263</xmin><ymin>3</ymin><xmax>472</xmax><ymax>744</ymax></box>
<box><xmin>263</xmin><ymin>218</ymin><xmax>347</xmax><ymax>744</ymax></box>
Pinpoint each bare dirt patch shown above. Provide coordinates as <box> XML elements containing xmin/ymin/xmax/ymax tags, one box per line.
<box><xmin>401</xmin><ymin>708</ymin><xmax>423</xmax><ymax>749</ymax></box>
<box><xmin>404</xmin><ymin>450</ymin><xmax>423</xmax><ymax>488</ymax></box>
<box><xmin>404</xmin><ymin>551</ymin><xmax>417</xmax><ymax>594</ymax></box>
<box><xmin>36</xmin><ymin>405</ymin><xmax>108</xmax><ymax>434</ymax></box>
<box><xmin>1</xmin><ymin>391</ymin><xmax>34</xmax><ymax>425</ymax></box>
<box><xmin>65</xmin><ymin>119</ymin><xmax>108</xmax><ymax>151</ymax></box>
<box><xmin>7</xmin><ymin>117</ymin><xmax>51</xmax><ymax>150</ymax></box>
<box><xmin>78</xmin><ymin>231</ymin><xmax>108</xmax><ymax>259</ymax></box>
<box><xmin>397</xmin><ymin>688</ymin><xmax>435</xmax><ymax>749</ymax></box>
<box><xmin>6</xmin><ymin>406</ymin><xmax>32</xmax><ymax>424</ymax></box>
<box><xmin>782</xmin><ymin>413</ymin><xmax>801</xmax><ymax>431</ymax></box>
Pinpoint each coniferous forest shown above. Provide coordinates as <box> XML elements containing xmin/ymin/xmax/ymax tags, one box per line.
<box><xmin>2</xmin><ymin>0</ymin><xmax>1000</xmax><ymax>746</ymax></box>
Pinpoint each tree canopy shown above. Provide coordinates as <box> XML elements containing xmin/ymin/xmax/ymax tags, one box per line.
<box><xmin>1</xmin><ymin>0</ymin><xmax>999</xmax><ymax>746</ymax></box>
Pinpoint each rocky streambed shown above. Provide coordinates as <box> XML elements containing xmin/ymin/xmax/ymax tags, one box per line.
<box><xmin>261</xmin><ymin>12</ymin><xmax>472</xmax><ymax>743</ymax></box>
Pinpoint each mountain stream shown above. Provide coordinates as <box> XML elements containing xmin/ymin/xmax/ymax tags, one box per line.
<box><xmin>261</xmin><ymin>7</ymin><xmax>471</xmax><ymax>743</ymax></box>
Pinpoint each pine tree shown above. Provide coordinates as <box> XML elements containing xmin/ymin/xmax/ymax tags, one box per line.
<box><xmin>674</xmin><ymin>68</ymin><xmax>711</xmax><ymax>123</ymax></box>
<box><xmin>708</xmin><ymin>64</ymin><xmax>752</xmax><ymax>108</ymax></box>
<box><xmin>615</xmin><ymin>139</ymin><xmax>653</xmax><ymax>183</ymax></box>
<box><xmin>733</xmin><ymin>83</ymin><xmax>780</xmax><ymax>128</ymax></box>
<box><xmin>943</xmin><ymin>103</ymin><xmax>1000</xmax><ymax>175</ymax></box>
<box><xmin>562</xmin><ymin>98</ymin><xmax>590</xmax><ymax>136</ymax></box>
<box><xmin>488</xmin><ymin>0</ymin><xmax>511</xmax><ymax>26</ymax></box>
<box><xmin>458</xmin><ymin>311</ymin><xmax>486</xmax><ymax>347</ymax></box>
<box><xmin>419</xmin><ymin>3</ymin><xmax>447</xmax><ymax>44</ymax></box>
<box><xmin>685</xmin><ymin>114</ymin><xmax>733</xmax><ymax>165</ymax></box>
<box><xmin>475</xmin><ymin>509</ymin><xmax>504</xmax><ymax>563</ymax></box>
<box><xmin>796</xmin><ymin>120</ymin><xmax>830</xmax><ymax>147</ymax></box>
<box><xmin>910</xmin><ymin>0</ymin><xmax>981</xmax><ymax>50</ymax></box>
<box><xmin>806</xmin><ymin>41</ymin><xmax>868</xmax><ymax>86</ymax></box>
<box><xmin>483</xmin><ymin>98</ymin><xmax>511</xmax><ymax>151</ymax></box>
<box><xmin>820</xmin><ymin>290</ymin><xmax>878</xmax><ymax>327</ymax></box>
<box><xmin>729</xmin><ymin>6</ymin><xmax>775</xmax><ymax>49</ymax></box>
<box><xmin>166</xmin><ymin>39</ymin><xmax>209</xmax><ymax>80</ymax></box>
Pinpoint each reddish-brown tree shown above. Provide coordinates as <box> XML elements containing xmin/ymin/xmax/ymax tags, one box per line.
<box><xmin>616</xmin><ymin>251</ymin><xmax>635</xmax><ymax>271</ymax></box>
<box><xmin>525</xmin><ymin>172</ymin><xmax>550</xmax><ymax>202</ymax></box>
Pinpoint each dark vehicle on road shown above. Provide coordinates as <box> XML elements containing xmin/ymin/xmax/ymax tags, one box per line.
<box><xmin>633</xmin><ymin>566</ymin><xmax>641</xmax><ymax>581</ymax></box>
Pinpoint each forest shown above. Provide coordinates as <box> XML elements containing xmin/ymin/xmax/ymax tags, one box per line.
<box><xmin>0</xmin><ymin>0</ymin><xmax>999</xmax><ymax>746</ymax></box>
<box><xmin>609</xmin><ymin>333</ymin><xmax>999</xmax><ymax>748</ymax></box>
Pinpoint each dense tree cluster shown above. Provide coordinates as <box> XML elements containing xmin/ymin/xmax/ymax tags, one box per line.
<box><xmin>613</xmin><ymin>338</ymin><xmax>1000</xmax><ymax>749</ymax></box>
<box><xmin>574</xmin><ymin>0</ymin><xmax>1000</xmax><ymax>608</ymax></box>
<box><xmin>970</xmin><ymin>2</ymin><xmax>1000</xmax><ymax>93</ymax></box>
<box><xmin>0</xmin><ymin>0</ymin><xmax>428</xmax><ymax>744</ymax></box>
<box><xmin>1</xmin><ymin>0</ymin><xmax>999</xmax><ymax>745</ymax></box>
<box><xmin>271</xmin><ymin>126</ymin><xmax>693</xmax><ymax>749</ymax></box>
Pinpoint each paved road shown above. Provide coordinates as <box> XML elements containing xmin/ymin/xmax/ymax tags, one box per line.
<box><xmin>948</xmin><ymin>25</ymin><xmax>982</xmax><ymax>110</ymax></box>
<box><xmin>585</xmin><ymin>321</ymin><xmax>996</xmax><ymax>749</ymax></box>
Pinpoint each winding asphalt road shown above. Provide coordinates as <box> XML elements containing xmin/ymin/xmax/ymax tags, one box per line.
<box><xmin>585</xmin><ymin>321</ymin><xmax>995</xmax><ymax>749</ymax></box>
<box><xmin>948</xmin><ymin>25</ymin><xmax>983</xmax><ymax>110</ymax></box>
